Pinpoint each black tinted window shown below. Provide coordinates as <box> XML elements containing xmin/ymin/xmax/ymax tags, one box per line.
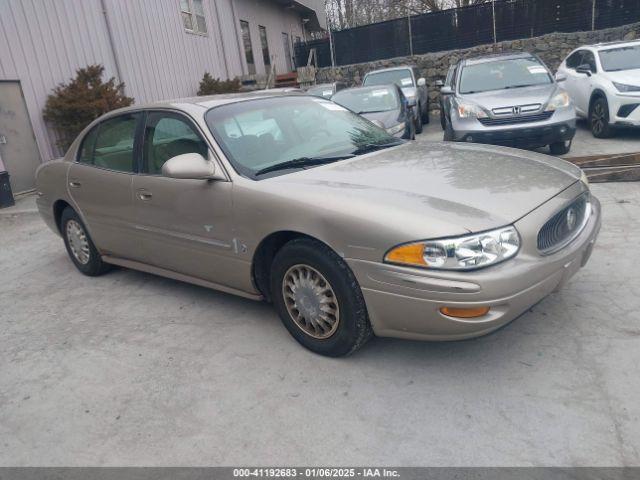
<box><xmin>143</xmin><ymin>112</ymin><xmax>209</xmax><ymax>175</ymax></box>
<box><xmin>77</xmin><ymin>126</ymin><xmax>98</xmax><ymax>164</ymax></box>
<box><xmin>582</xmin><ymin>51</ymin><xmax>597</xmax><ymax>71</ymax></box>
<box><xmin>566</xmin><ymin>51</ymin><xmax>584</xmax><ymax>69</ymax></box>
<box><xmin>93</xmin><ymin>113</ymin><xmax>140</xmax><ymax>172</ymax></box>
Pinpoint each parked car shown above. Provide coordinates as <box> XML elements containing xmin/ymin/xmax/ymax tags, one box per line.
<box><xmin>436</xmin><ymin>65</ymin><xmax>457</xmax><ymax>129</ymax></box>
<box><xmin>306</xmin><ymin>82</ymin><xmax>348</xmax><ymax>99</ymax></box>
<box><xmin>35</xmin><ymin>91</ymin><xmax>600</xmax><ymax>357</ymax></box>
<box><xmin>363</xmin><ymin>65</ymin><xmax>429</xmax><ymax>133</ymax></box>
<box><xmin>331</xmin><ymin>84</ymin><xmax>416</xmax><ymax>139</ymax></box>
<box><xmin>557</xmin><ymin>40</ymin><xmax>640</xmax><ymax>138</ymax></box>
<box><xmin>440</xmin><ymin>52</ymin><xmax>576</xmax><ymax>155</ymax></box>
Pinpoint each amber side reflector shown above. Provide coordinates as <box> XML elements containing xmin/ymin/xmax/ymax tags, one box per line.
<box><xmin>385</xmin><ymin>243</ymin><xmax>427</xmax><ymax>266</ymax></box>
<box><xmin>440</xmin><ymin>306</ymin><xmax>490</xmax><ymax>319</ymax></box>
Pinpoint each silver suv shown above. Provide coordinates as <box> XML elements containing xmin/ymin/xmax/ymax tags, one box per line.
<box><xmin>439</xmin><ymin>53</ymin><xmax>576</xmax><ymax>155</ymax></box>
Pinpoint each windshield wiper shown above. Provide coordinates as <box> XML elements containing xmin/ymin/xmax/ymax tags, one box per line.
<box><xmin>357</xmin><ymin>109</ymin><xmax>392</xmax><ymax>114</ymax></box>
<box><xmin>504</xmin><ymin>84</ymin><xmax>539</xmax><ymax>89</ymax></box>
<box><xmin>254</xmin><ymin>154</ymin><xmax>355</xmax><ymax>176</ymax></box>
<box><xmin>352</xmin><ymin>140</ymin><xmax>405</xmax><ymax>155</ymax></box>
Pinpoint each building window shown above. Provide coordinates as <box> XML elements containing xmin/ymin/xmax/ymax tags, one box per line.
<box><xmin>259</xmin><ymin>26</ymin><xmax>271</xmax><ymax>68</ymax></box>
<box><xmin>181</xmin><ymin>0</ymin><xmax>207</xmax><ymax>35</ymax></box>
<box><xmin>240</xmin><ymin>20</ymin><xmax>256</xmax><ymax>75</ymax></box>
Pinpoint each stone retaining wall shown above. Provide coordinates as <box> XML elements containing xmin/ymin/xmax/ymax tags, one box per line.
<box><xmin>316</xmin><ymin>22</ymin><xmax>640</xmax><ymax>112</ymax></box>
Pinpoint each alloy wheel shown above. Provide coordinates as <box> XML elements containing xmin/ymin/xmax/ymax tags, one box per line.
<box><xmin>591</xmin><ymin>103</ymin><xmax>605</xmax><ymax>135</ymax></box>
<box><xmin>282</xmin><ymin>264</ymin><xmax>340</xmax><ymax>339</ymax></box>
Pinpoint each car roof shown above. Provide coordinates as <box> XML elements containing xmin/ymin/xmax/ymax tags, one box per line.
<box><xmin>364</xmin><ymin>65</ymin><xmax>416</xmax><ymax>75</ymax></box>
<box><xmin>100</xmin><ymin>90</ymin><xmax>306</xmax><ymax>116</ymax></box>
<box><xmin>590</xmin><ymin>39</ymin><xmax>640</xmax><ymax>50</ymax></box>
<box><xmin>334</xmin><ymin>84</ymin><xmax>398</xmax><ymax>95</ymax></box>
<box><xmin>461</xmin><ymin>52</ymin><xmax>537</xmax><ymax>66</ymax></box>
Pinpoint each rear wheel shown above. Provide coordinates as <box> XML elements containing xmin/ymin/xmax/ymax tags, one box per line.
<box><xmin>550</xmin><ymin>139</ymin><xmax>572</xmax><ymax>155</ymax></box>
<box><xmin>270</xmin><ymin>238</ymin><xmax>372</xmax><ymax>357</ymax></box>
<box><xmin>60</xmin><ymin>207</ymin><xmax>111</xmax><ymax>276</ymax></box>
<box><xmin>590</xmin><ymin>97</ymin><xmax>614</xmax><ymax>138</ymax></box>
<box><xmin>415</xmin><ymin>106</ymin><xmax>423</xmax><ymax>134</ymax></box>
<box><xmin>440</xmin><ymin>108</ymin><xmax>446</xmax><ymax>130</ymax></box>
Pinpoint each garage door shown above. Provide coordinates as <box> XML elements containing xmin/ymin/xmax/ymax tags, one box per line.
<box><xmin>0</xmin><ymin>81</ymin><xmax>41</xmax><ymax>194</ymax></box>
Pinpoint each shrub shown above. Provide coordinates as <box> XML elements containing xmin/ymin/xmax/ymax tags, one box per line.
<box><xmin>197</xmin><ymin>72</ymin><xmax>241</xmax><ymax>95</ymax></box>
<box><xmin>43</xmin><ymin>65</ymin><xmax>134</xmax><ymax>150</ymax></box>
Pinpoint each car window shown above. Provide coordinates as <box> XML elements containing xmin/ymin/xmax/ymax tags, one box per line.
<box><xmin>459</xmin><ymin>57</ymin><xmax>552</xmax><ymax>94</ymax></box>
<box><xmin>598</xmin><ymin>44</ymin><xmax>640</xmax><ymax>72</ymax></box>
<box><xmin>565</xmin><ymin>51</ymin><xmax>584</xmax><ymax>69</ymax></box>
<box><xmin>77</xmin><ymin>126</ymin><xmax>98</xmax><ymax>164</ymax></box>
<box><xmin>332</xmin><ymin>87</ymin><xmax>400</xmax><ymax>114</ymax></box>
<box><xmin>93</xmin><ymin>113</ymin><xmax>141</xmax><ymax>172</ymax></box>
<box><xmin>364</xmin><ymin>69</ymin><xmax>414</xmax><ymax>88</ymax></box>
<box><xmin>582</xmin><ymin>51</ymin><xmax>597</xmax><ymax>72</ymax></box>
<box><xmin>143</xmin><ymin>112</ymin><xmax>209</xmax><ymax>175</ymax></box>
<box><xmin>206</xmin><ymin>96</ymin><xmax>396</xmax><ymax>179</ymax></box>
<box><xmin>445</xmin><ymin>65</ymin><xmax>456</xmax><ymax>86</ymax></box>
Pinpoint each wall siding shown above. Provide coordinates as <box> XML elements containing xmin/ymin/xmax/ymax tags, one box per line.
<box><xmin>0</xmin><ymin>0</ymin><xmax>320</xmax><ymax>163</ymax></box>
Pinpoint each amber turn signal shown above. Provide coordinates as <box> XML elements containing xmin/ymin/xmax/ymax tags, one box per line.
<box><xmin>385</xmin><ymin>243</ymin><xmax>427</xmax><ymax>266</ymax></box>
<box><xmin>439</xmin><ymin>306</ymin><xmax>490</xmax><ymax>319</ymax></box>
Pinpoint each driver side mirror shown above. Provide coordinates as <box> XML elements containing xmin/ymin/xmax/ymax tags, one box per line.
<box><xmin>576</xmin><ymin>64</ymin><xmax>593</xmax><ymax>76</ymax></box>
<box><xmin>417</xmin><ymin>77</ymin><xmax>427</xmax><ymax>87</ymax></box>
<box><xmin>440</xmin><ymin>86</ymin><xmax>453</xmax><ymax>95</ymax></box>
<box><xmin>555</xmin><ymin>73</ymin><xmax>567</xmax><ymax>82</ymax></box>
<box><xmin>162</xmin><ymin>152</ymin><xmax>225</xmax><ymax>180</ymax></box>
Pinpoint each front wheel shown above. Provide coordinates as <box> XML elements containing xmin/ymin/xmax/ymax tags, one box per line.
<box><xmin>414</xmin><ymin>107</ymin><xmax>423</xmax><ymax>134</ymax></box>
<box><xmin>60</xmin><ymin>207</ymin><xmax>111</xmax><ymax>276</ymax></box>
<box><xmin>270</xmin><ymin>238</ymin><xmax>373</xmax><ymax>357</ymax></box>
<box><xmin>590</xmin><ymin>97</ymin><xmax>614</xmax><ymax>138</ymax></box>
<box><xmin>550</xmin><ymin>139</ymin><xmax>572</xmax><ymax>155</ymax></box>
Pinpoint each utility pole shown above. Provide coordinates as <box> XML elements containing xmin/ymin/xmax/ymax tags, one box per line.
<box><xmin>492</xmin><ymin>0</ymin><xmax>497</xmax><ymax>44</ymax></box>
<box><xmin>592</xmin><ymin>0</ymin><xmax>597</xmax><ymax>31</ymax></box>
<box><xmin>408</xmin><ymin>9</ymin><xmax>414</xmax><ymax>57</ymax></box>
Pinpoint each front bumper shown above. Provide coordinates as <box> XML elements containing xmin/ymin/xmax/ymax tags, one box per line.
<box><xmin>610</xmin><ymin>92</ymin><xmax>640</xmax><ymax>127</ymax></box>
<box><xmin>346</xmin><ymin>182</ymin><xmax>601</xmax><ymax>341</ymax></box>
<box><xmin>452</xmin><ymin>120</ymin><xmax>576</xmax><ymax>149</ymax></box>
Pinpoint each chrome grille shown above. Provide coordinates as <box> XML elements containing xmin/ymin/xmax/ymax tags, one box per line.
<box><xmin>537</xmin><ymin>193</ymin><xmax>590</xmax><ymax>254</ymax></box>
<box><xmin>479</xmin><ymin>111</ymin><xmax>553</xmax><ymax>126</ymax></box>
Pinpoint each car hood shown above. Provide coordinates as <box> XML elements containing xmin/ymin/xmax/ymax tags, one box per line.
<box><xmin>265</xmin><ymin>141</ymin><xmax>581</xmax><ymax>235</ymax></box>
<box><xmin>605</xmin><ymin>68</ymin><xmax>640</xmax><ymax>86</ymax></box>
<box><xmin>361</xmin><ymin>109</ymin><xmax>401</xmax><ymax>128</ymax></box>
<box><xmin>460</xmin><ymin>84</ymin><xmax>558</xmax><ymax>110</ymax></box>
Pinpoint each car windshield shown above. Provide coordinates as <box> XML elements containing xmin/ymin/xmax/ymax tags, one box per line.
<box><xmin>459</xmin><ymin>57</ymin><xmax>552</xmax><ymax>94</ymax></box>
<box><xmin>332</xmin><ymin>87</ymin><xmax>400</xmax><ymax>114</ymax></box>
<box><xmin>205</xmin><ymin>96</ymin><xmax>399</xmax><ymax>178</ymax></box>
<box><xmin>306</xmin><ymin>85</ymin><xmax>334</xmax><ymax>98</ymax></box>
<box><xmin>364</xmin><ymin>69</ymin><xmax>414</xmax><ymax>88</ymax></box>
<box><xmin>599</xmin><ymin>45</ymin><xmax>640</xmax><ymax>71</ymax></box>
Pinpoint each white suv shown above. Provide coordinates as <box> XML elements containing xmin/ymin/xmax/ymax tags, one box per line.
<box><xmin>557</xmin><ymin>40</ymin><xmax>640</xmax><ymax>138</ymax></box>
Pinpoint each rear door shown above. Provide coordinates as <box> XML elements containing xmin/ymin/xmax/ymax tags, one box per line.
<box><xmin>562</xmin><ymin>50</ymin><xmax>590</xmax><ymax>116</ymax></box>
<box><xmin>67</xmin><ymin>112</ymin><xmax>142</xmax><ymax>258</ymax></box>
<box><xmin>130</xmin><ymin>110</ymin><xmax>241</xmax><ymax>288</ymax></box>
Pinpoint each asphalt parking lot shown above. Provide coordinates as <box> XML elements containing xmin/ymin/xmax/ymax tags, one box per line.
<box><xmin>1</xmin><ymin>180</ymin><xmax>639</xmax><ymax>467</ymax></box>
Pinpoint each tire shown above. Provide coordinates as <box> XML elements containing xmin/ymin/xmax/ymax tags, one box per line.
<box><xmin>270</xmin><ymin>238</ymin><xmax>373</xmax><ymax>357</ymax></box>
<box><xmin>440</xmin><ymin>108</ymin><xmax>446</xmax><ymax>130</ymax></box>
<box><xmin>443</xmin><ymin>120</ymin><xmax>454</xmax><ymax>141</ymax></box>
<box><xmin>414</xmin><ymin>107</ymin><xmax>423</xmax><ymax>134</ymax></box>
<box><xmin>590</xmin><ymin>96</ymin><xmax>614</xmax><ymax>138</ymax></box>
<box><xmin>422</xmin><ymin>100</ymin><xmax>430</xmax><ymax>124</ymax></box>
<box><xmin>549</xmin><ymin>139</ymin><xmax>572</xmax><ymax>155</ymax></box>
<box><xmin>60</xmin><ymin>207</ymin><xmax>111</xmax><ymax>276</ymax></box>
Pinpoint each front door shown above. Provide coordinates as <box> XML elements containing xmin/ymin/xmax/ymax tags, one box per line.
<box><xmin>67</xmin><ymin>112</ymin><xmax>141</xmax><ymax>258</ymax></box>
<box><xmin>0</xmin><ymin>81</ymin><xmax>42</xmax><ymax>194</ymax></box>
<box><xmin>131</xmin><ymin>111</ymin><xmax>242</xmax><ymax>289</ymax></box>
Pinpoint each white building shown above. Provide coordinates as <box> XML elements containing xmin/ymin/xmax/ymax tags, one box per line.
<box><xmin>0</xmin><ymin>0</ymin><xmax>326</xmax><ymax>195</ymax></box>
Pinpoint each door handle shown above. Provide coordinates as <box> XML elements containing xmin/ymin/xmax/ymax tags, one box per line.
<box><xmin>137</xmin><ymin>190</ymin><xmax>153</xmax><ymax>201</ymax></box>
<box><xmin>69</xmin><ymin>181</ymin><xmax>81</xmax><ymax>188</ymax></box>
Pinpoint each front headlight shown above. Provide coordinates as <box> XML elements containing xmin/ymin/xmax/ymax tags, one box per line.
<box><xmin>385</xmin><ymin>226</ymin><xmax>520</xmax><ymax>270</ymax></box>
<box><xmin>456</xmin><ymin>101</ymin><xmax>488</xmax><ymax>119</ymax></box>
<box><xmin>386</xmin><ymin>123</ymin><xmax>405</xmax><ymax>135</ymax></box>
<box><xmin>613</xmin><ymin>81</ymin><xmax>640</xmax><ymax>93</ymax></box>
<box><xmin>546</xmin><ymin>91</ymin><xmax>571</xmax><ymax>111</ymax></box>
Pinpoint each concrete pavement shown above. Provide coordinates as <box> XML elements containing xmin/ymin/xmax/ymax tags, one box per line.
<box><xmin>1</xmin><ymin>182</ymin><xmax>639</xmax><ymax>466</ymax></box>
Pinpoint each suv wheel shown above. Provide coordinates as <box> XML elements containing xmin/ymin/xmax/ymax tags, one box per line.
<box><xmin>415</xmin><ymin>107</ymin><xmax>423</xmax><ymax>134</ymax></box>
<box><xmin>271</xmin><ymin>238</ymin><xmax>373</xmax><ymax>357</ymax></box>
<box><xmin>440</xmin><ymin>108</ymin><xmax>446</xmax><ymax>130</ymax></box>
<box><xmin>60</xmin><ymin>207</ymin><xmax>111</xmax><ymax>276</ymax></box>
<box><xmin>550</xmin><ymin>139</ymin><xmax>572</xmax><ymax>155</ymax></box>
<box><xmin>590</xmin><ymin>97</ymin><xmax>614</xmax><ymax>138</ymax></box>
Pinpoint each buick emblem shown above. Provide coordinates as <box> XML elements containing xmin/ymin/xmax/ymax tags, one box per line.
<box><xmin>566</xmin><ymin>207</ymin><xmax>577</xmax><ymax>230</ymax></box>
